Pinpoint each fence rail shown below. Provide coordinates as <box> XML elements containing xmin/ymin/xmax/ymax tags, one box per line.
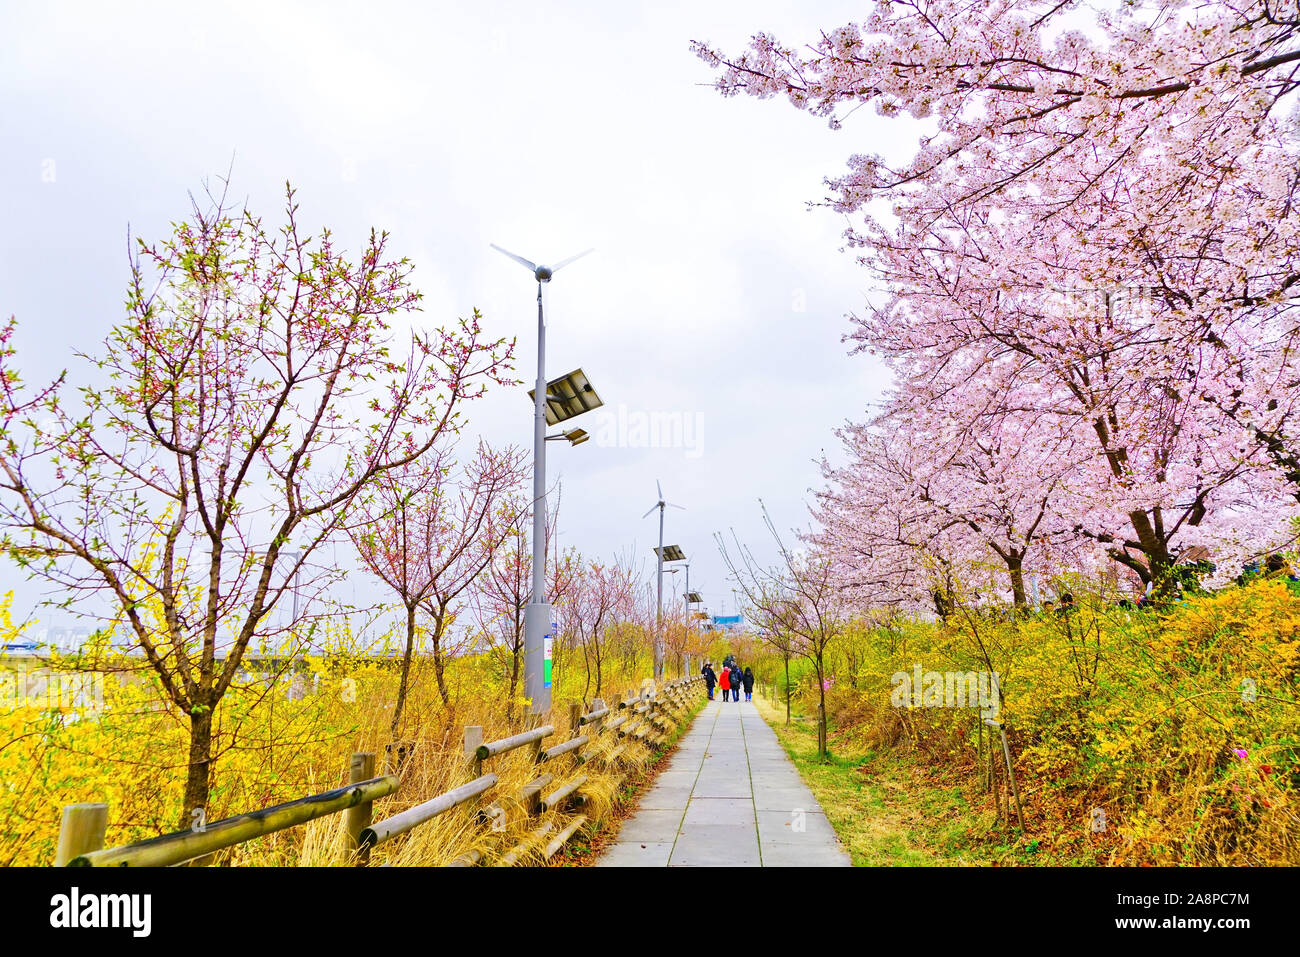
<box><xmin>68</xmin><ymin>774</ymin><xmax>400</xmax><ymax>868</ymax></box>
<box><xmin>358</xmin><ymin>773</ymin><xmax>498</xmax><ymax>849</ymax></box>
<box><xmin>60</xmin><ymin>674</ymin><xmax>704</xmax><ymax>868</ymax></box>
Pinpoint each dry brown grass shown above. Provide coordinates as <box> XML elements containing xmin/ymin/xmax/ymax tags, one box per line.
<box><xmin>194</xmin><ymin>656</ymin><xmax>704</xmax><ymax>867</ymax></box>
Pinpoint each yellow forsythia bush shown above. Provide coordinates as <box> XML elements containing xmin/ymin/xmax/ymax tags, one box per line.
<box><xmin>779</xmin><ymin>580</ymin><xmax>1299</xmax><ymax>865</ymax></box>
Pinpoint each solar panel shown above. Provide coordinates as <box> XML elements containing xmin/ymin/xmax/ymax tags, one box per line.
<box><xmin>527</xmin><ymin>368</ymin><xmax>604</xmax><ymax>425</ymax></box>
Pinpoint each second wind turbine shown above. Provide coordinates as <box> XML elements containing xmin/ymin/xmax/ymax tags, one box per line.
<box><xmin>643</xmin><ymin>480</ymin><xmax>686</xmax><ymax>681</ymax></box>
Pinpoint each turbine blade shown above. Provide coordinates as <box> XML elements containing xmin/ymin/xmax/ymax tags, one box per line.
<box><xmin>642</xmin><ymin>505</ymin><xmax>658</xmax><ymax>519</ymax></box>
<box><xmin>668</xmin><ymin>503</ymin><xmax>687</xmax><ymax>511</ymax></box>
<box><xmin>657</xmin><ymin>479</ymin><xmax>663</xmax><ymax>500</ymax></box>
<box><xmin>490</xmin><ymin>243</ymin><xmax>536</xmax><ymax>272</ymax></box>
<box><xmin>551</xmin><ymin>248</ymin><xmax>594</xmax><ymax>273</ymax></box>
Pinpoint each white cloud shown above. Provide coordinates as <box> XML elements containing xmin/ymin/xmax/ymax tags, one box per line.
<box><xmin>0</xmin><ymin>0</ymin><xmax>892</xmax><ymax>628</ymax></box>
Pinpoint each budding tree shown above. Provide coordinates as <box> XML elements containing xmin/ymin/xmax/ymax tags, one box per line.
<box><xmin>717</xmin><ymin>502</ymin><xmax>847</xmax><ymax>758</ymax></box>
<box><xmin>0</xmin><ymin>182</ymin><xmax>515</xmax><ymax>825</ymax></box>
<box><xmin>471</xmin><ymin>484</ymin><xmax>577</xmax><ymax>719</ymax></box>
<box><xmin>348</xmin><ymin>440</ymin><xmax>527</xmax><ymax>734</ymax></box>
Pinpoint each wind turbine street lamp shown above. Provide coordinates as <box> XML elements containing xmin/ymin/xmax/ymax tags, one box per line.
<box><xmin>491</xmin><ymin>243</ymin><xmax>597</xmax><ymax>718</ymax></box>
<box><xmin>644</xmin><ymin>480</ymin><xmax>685</xmax><ymax>682</ymax></box>
<box><xmin>682</xmin><ymin>565</ymin><xmax>700</xmax><ymax>676</ymax></box>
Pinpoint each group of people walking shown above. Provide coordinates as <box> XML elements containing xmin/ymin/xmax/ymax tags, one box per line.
<box><xmin>701</xmin><ymin>658</ymin><xmax>753</xmax><ymax>702</ymax></box>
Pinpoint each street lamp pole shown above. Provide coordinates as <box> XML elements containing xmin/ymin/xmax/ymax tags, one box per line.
<box><xmin>491</xmin><ymin>243</ymin><xmax>593</xmax><ymax>719</ymax></box>
<box><xmin>665</xmin><ymin>565</ymin><xmax>684</xmax><ymax>677</ymax></box>
<box><xmin>683</xmin><ymin>562</ymin><xmax>690</xmax><ymax>677</ymax></box>
<box><xmin>655</xmin><ymin>501</ymin><xmax>664</xmax><ymax>681</ymax></box>
<box><xmin>642</xmin><ymin>483</ymin><xmax>683</xmax><ymax>684</ymax></box>
<box><xmin>525</xmin><ymin>278</ymin><xmax>551</xmax><ymax>716</ymax></box>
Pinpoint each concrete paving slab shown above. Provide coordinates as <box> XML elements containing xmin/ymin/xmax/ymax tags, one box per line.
<box><xmin>673</xmin><ymin>822</ymin><xmax>760</xmax><ymax>857</ymax></box>
<box><xmin>618</xmin><ymin>808</ymin><xmax>686</xmax><ymax>843</ymax></box>
<box><xmin>596</xmin><ymin>841</ymin><xmax>675</xmax><ymax>867</ymax></box>
<box><xmin>757</xmin><ymin>809</ymin><xmax>839</xmax><ymax>845</ymax></box>
<box><xmin>700</xmin><ymin>770</ymin><xmax>749</xmax><ymax>780</ymax></box>
<box><xmin>682</xmin><ymin>797</ymin><xmax>754</xmax><ymax>828</ymax></box>
<box><xmin>653</xmin><ymin>769</ymin><xmax>702</xmax><ymax>786</ymax></box>
<box><xmin>690</xmin><ymin>776</ymin><xmax>754</xmax><ymax>799</ymax></box>
<box><xmin>748</xmin><ymin>767</ymin><xmax>801</xmax><ymax>782</ymax></box>
<box><xmin>753</xmin><ymin>787</ymin><xmax>824</xmax><ymax>813</ymax></box>
<box><xmin>637</xmin><ymin>785</ymin><xmax>697</xmax><ymax>810</ymax></box>
<box><xmin>759</xmin><ymin>841</ymin><xmax>852</xmax><ymax>867</ymax></box>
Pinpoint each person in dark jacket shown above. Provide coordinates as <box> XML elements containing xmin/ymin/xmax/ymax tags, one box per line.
<box><xmin>742</xmin><ymin>666</ymin><xmax>755</xmax><ymax>702</ymax></box>
<box><xmin>730</xmin><ymin>664</ymin><xmax>743</xmax><ymax>702</ymax></box>
<box><xmin>702</xmin><ymin>663</ymin><xmax>716</xmax><ymax>700</ymax></box>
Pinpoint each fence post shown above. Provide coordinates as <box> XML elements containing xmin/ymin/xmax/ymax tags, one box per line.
<box><xmin>568</xmin><ymin>702</ymin><xmax>581</xmax><ymax>737</ymax></box>
<box><xmin>345</xmin><ymin>752</ymin><xmax>377</xmax><ymax>866</ymax></box>
<box><xmin>464</xmin><ymin>726</ymin><xmax>484</xmax><ymax>777</ymax></box>
<box><xmin>55</xmin><ymin>803</ymin><xmax>108</xmax><ymax>866</ymax></box>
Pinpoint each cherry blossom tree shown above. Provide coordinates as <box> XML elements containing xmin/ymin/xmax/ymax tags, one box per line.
<box><xmin>697</xmin><ymin>1</ymin><xmax>1300</xmax><ymax>596</ymax></box>
<box><xmin>816</xmin><ymin>390</ymin><xmax>1077</xmax><ymax>610</ymax></box>
<box><xmin>0</xmin><ymin>182</ymin><xmax>515</xmax><ymax>825</ymax></box>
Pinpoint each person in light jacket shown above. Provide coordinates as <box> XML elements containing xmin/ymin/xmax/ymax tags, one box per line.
<box><xmin>718</xmin><ymin>664</ymin><xmax>731</xmax><ymax>702</ymax></box>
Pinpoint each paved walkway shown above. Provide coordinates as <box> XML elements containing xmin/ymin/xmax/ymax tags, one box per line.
<box><xmin>596</xmin><ymin>696</ymin><xmax>852</xmax><ymax>867</ymax></box>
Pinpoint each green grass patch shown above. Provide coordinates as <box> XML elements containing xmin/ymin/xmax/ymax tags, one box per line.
<box><xmin>754</xmin><ymin>695</ymin><xmax>1000</xmax><ymax>866</ymax></box>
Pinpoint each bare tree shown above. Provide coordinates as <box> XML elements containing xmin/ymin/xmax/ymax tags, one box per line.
<box><xmin>717</xmin><ymin>501</ymin><xmax>846</xmax><ymax>758</ymax></box>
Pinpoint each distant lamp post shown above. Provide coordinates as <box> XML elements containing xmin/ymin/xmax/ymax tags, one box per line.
<box><xmin>645</xmin><ymin>479</ymin><xmax>687</xmax><ymax>681</ymax></box>
<box><xmin>684</xmin><ymin>580</ymin><xmax>702</xmax><ymax>676</ymax></box>
<box><xmin>491</xmin><ymin>244</ymin><xmax>599</xmax><ymax>717</ymax></box>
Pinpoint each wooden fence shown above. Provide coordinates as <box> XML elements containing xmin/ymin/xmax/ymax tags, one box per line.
<box><xmin>56</xmin><ymin>675</ymin><xmax>704</xmax><ymax>867</ymax></box>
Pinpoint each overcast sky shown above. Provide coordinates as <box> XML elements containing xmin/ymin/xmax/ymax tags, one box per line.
<box><xmin>0</xmin><ymin>0</ymin><xmax>898</xmax><ymax>640</ymax></box>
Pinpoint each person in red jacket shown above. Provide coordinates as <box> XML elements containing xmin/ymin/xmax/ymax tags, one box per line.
<box><xmin>718</xmin><ymin>664</ymin><xmax>731</xmax><ymax>702</ymax></box>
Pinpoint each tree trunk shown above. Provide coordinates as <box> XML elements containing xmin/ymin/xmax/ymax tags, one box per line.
<box><xmin>426</xmin><ymin>605</ymin><xmax>452</xmax><ymax>709</ymax></box>
<box><xmin>432</xmin><ymin>642</ymin><xmax>450</xmax><ymax>709</ymax></box>
<box><xmin>390</xmin><ymin>604</ymin><xmax>418</xmax><ymax>738</ymax></box>
<box><xmin>182</xmin><ymin>705</ymin><xmax>215</xmax><ymax>831</ymax></box>
<box><xmin>783</xmin><ymin>654</ymin><xmax>791</xmax><ymax>726</ymax></box>
<box><xmin>580</xmin><ymin>636</ymin><xmax>592</xmax><ymax>701</ymax></box>
<box><xmin>506</xmin><ymin>628</ymin><xmax>522</xmax><ymax>722</ymax></box>
<box><xmin>815</xmin><ymin>654</ymin><xmax>828</xmax><ymax>761</ymax></box>
<box><xmin>932</xmin><ymin>589</ymin><xmax>953</xmax><ymax>619</ymax></box>
<box><xmin>1007</xmin><ymin>555</ymin><xmax>1026</xmax><ymax>610</ymax></box>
